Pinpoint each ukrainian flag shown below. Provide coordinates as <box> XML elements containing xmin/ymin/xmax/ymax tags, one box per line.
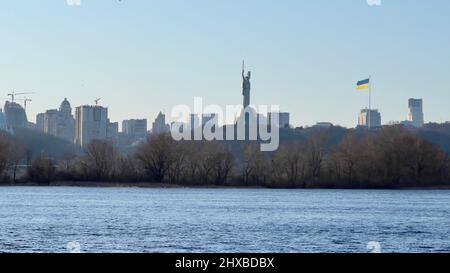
<box><xmin>356</xmin><ymin>78</ymin><xmax>370</xmax><ymax>90</ymax></box>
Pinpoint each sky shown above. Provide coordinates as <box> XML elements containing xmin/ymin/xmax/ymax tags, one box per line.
<box><xmin>1</xmin><ymin>0</ymin><xmax>449</xmax><ymax>128</ymax></box>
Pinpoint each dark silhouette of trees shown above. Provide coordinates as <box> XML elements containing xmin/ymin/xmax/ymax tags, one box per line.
<box><xmin>209</xmin><ymin>144</ymin><xmax>233</xmax><ymax>185</ymax></box>
<box><xmin>135</xmin><ymin>134</ymin><xmax>175</xmax><ymax>182</ymax></box>
<box><xmin>248</xmin><ymin>148</ymin><xmax>271</xmax><ymax>186</ymax></box>
<box><xmin>196</xmin><ymin>142</ymin><xmax>234</xmax><ymax>185</ymax></box>
<box><xmin>241</xmin><ymin>144</ymin><xmax>271</xmax><ymax>186</ymax></box>
<box><xmin>181</xmin><ymin>142</ymin><xmax>202</xmax><ymax>184</ymax></box>
<box><xmin>28</xmin><ymin>156</ymin><xmax>56</xmax><ymax>184</ymax></box>
<box><xmin>167</xmin><ymin>141</ymin><xmax>189</xmax><ymax>184</ymax></box>
<box><xmin>241</xmin><ymin>144</ymin><xmax>256</xmax><ymax>186</ymax></box>
<box><xmin>79</xmin><ymin>140</ymin><xmax>118</xmax><ymax>181</ymax></box>
<box><xmin>1</xmin><ymin>125</ymin><xmax>450</xmax><ymax>188</ymax></box>
<box><xmin>327</xmin><ymin>126</ymin><xmax>450</xmax><ymax>187</ymax></box>
<box><xmin>115</xmin><ymin>155</ymin><xmax>142</xmax><ymax>182</ymax></box>
<box><xmin>306</xmin><ymin>132</ymin><xmax>328</xmax><ymax>181</ymax></box>
<box><xmin>0</xmin><ymin>132</ymin><xmax>25</xmax><ymax>183</ymax></box>
<box><xmin>336</xmin><ymin>134</ymin><xmax>361</xmax><ymax>183</ymax></box>
<box><xmin>0</xmin><ymin>134</ymin><xmax>11</xmax><ymax>179</ymax></box>
<box><xmin>272</xmin><ymin>143</ymin><xmax>306</xmax><ymax>187</ymax></box>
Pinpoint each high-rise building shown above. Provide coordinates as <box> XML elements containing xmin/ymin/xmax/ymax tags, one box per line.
<box><xmin>151</xmin><ymin>112</ymin><xmax>170</xmax><ymax>135</ymax></box>
<box><xmin>268</xmin><ymin>112</ymin><xmax>290</xmax><ymax>128</ymax></box>
<box><xmin>358</xmin><ymin>108</ymin><xmax>382</xmax><ymax>128</ymax></box>
<box><xmin>0</xmin><ymin>108</ymin><xmax>7</xmax><ymax>131</ymax></box>
<box><xmin>122</xmin><ymin>119</ymin><xmax>148</xmax><ymax>140</ymax></box>
<box><xmin>107</xmin><ymin>120</ymin><xmax>119</xmax><ymax>144</ymax></box>
<box><xmin>408</xmin><ymin>98</ymin><xmax>424</xmax><ymax>127</ymax></box>
<box><xmin>36</xmin><ymin>113</ymin><xmax>45</xmax><ymax>132</ymax></box>
<box><xmin>57</xmin><ymin>98</ymin><xmax>76</xmax><ymax>142</ymax></box>
<box><xmin>36</xmin><ymin>98</ymin><xmax>76</xmax><ymax>143</ymax></box>
<box><xmin>75</xmin><ymin>105</ymin><xmax>108</xmax><ymax>147</ymax></box>
<box><xmin>3</xmin><ymin>101</ymin><xmax>28</xmax><ymax>129</ymax></box>
<box><xmin>44</xmin><ymin>109</ymin><xmax>59</xmax><ymax>136</ymax></box>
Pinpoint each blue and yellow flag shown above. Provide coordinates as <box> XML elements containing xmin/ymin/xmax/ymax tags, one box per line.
<box><xmin>356</xmin><ymin>78</ymin><xmax>370</xmax><ymax>90</ymax></box>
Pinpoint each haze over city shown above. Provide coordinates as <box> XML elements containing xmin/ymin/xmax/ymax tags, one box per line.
<box><xmin>1</xmin><ymin>0</ymin><xmax>450</xmax><ymax>128</ymax></box>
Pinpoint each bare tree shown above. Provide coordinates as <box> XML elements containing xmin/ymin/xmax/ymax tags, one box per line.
<box><xmin>0</xmin><ymin>134</ymin><xmax>10</xmax><ymax>179</ymax></box>
<box><xmin>80</xmin><ymin>140</ymin><xmax>118</xmax><ymax>181</ymax></box>
<box><xmin>196</xmin><ymin>142</ymin><xmax>234</xmax><ymax>185</ymax></box>
<box><xmin>241</xmin><ymin>144</ymin><xmax>259</xmax><ymax>186</ymax></box>
<box><xmin>197</xmin><ymin>142</ymin><xmax>219</xmax><ymax>184</ymax></box>
<box><xmin>115</xmin><ymin>155</ymin><xmax>141</xmax><ymax>182</ymax></box>
<box><xmin>28</xmin><ymin>155</ymin><xmax>56</xmax><ymax>184</ymax></box>
<box><xmin>239</xmin><ymin>144</ymin><xmax>272</xmax><ymax>186</ymax></box>
<box><xmin>0</xmin><ymin>133</ymin><xmax>25</xmax><ymax>183</ymax></box>
<box><xmin>182</xmin><ymin>142</ymin><xmax>201</xmax><ymax>184</ymax></box>
<box><xmin>307</xmin><ymin>133</ymin><xmax>328</xmax><ymax>181</ymax></box>
<box><xmin>271</xmin><ymin>142</ymin><xmax>306</xmax><ymax>187</ymax></box>
<box><xmin>249</xmin><ymin>150</ymin><xmax>272</xmax><ymax>186</ymax></box>
<box><xmin>337</xmin><ymin>134</ymin><xmax>361</xmax><ymax>183</ymax></box>
<box><xmin>210</xmin><ymin>144</ymin><xmax>234</xmax><ymax>186</ymax></box>
<box><xmin>135</xmin><ymin>134</ymin><xmax>174</xmax><ymax>182</ymax></box>
<box><xmin>167</xmin><ymin>141</ymin><xmax>189</xmax><ymax>184</ymax></box>
<box><xmin>56</xmin><ymin>152</ymin><xmax>78</xmax><ymax>180</ymax></box>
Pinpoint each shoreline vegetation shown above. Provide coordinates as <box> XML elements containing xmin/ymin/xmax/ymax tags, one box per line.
<box><xmin>2</xmin><ymin>181</ymin><xmax>450</xmax><ymax>190</ymax></box>
<box><xmin>1</xmin><ymin>125</ymin><xmax>450</xmax><ymax>189</ymax></box>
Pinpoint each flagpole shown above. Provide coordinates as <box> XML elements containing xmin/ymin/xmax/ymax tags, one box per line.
<box><xmin>368</xmin><ymin>75</ymin><xmax>372</xmax><ymax>129</ymax></box>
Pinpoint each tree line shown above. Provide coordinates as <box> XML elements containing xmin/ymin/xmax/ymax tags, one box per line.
<box><xmin>1</xmin><ymin>125</ymin><xmax>450</xmax><ymax>188</ymax></box>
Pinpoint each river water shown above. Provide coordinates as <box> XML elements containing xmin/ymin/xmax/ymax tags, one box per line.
<box><xmin>0</xmin><ymin>187</ymin><xmax>449</xmax><ymax>253</ymax></box>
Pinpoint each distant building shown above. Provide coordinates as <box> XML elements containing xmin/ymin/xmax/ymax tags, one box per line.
<box><xmin>170</xmin><ymin>121</ymin><xmax>185</xmax><ymax>134</ymax></box>
<box><xmin>268</xmin><ymin>112</ymin><xmax>290</xmax><ymax>128</ymax></box>
<box><xmin>407</xmin><ymin>98</ymin><xmax>424</xmax><ymax>127</ymax></box>
<box><xmin>3</xmin><ymin>101</ymin><xmax>28</xmax><ymax>129</ymax></box>
<box><xmin>0</xmin><ymin>108</ymin><xmax>7</xmax><ymax>131</ymax></box>
<box><xmin>107</xmin><ymin>120</ymin><xmax>119</xmax><ymax>137</ymax></box>
<box><xmin>151</xmin><ymin>112</ymin><xmax>170</xmax><ymax>135</ymax></box>
<box><xmin>75</xmin><ymin>105</ymin><xmax>108</xmax><ymax>147</ymax></box>
<box><xmin>358</xmin><ymin>109</ymin><xmax>381</xmax><ymax>128</ymax></box>
<box><xmin>36</xmin><ymin>113</ymin><xmax>45</xmax><ymax>132</ymax></box>
<box><xmin>237</xmin><ymin>107</ymin><xmax>259</xmax><ymax>126</ymax></box>
<box><xmin>314</xmin><ymin>122</ymin><xmax>333</xmax><ymax>128</ymax></box>
<box><xmin>37</xmin><ymin>98</ymin><xmax>76</xmax><ymax>143</ymax></box>
<box><xmin>201</xmin><ymin>113</ymin><xmax>218</xmax><ymax>134</ymax></box>
<box><xmin>44</xmin><ymin>109</ymin><xmax>59</xmax><ymax>135</ymax></box>
<box><xmin>188</xmin><ymin>114</ymin><xmax>201</xmax><ymax>140</ymax></box>
<box><xmin>107</xmin><ymin>120</ymin><xmax>119</xmax><ymax>144</ymax></box>
<box><xmin>189</xmin><ymin>114</ymin><xmax>200</xmax><ymax>131</ymax></box>
<box><xmin>122</xmin><ymin>119</ymin><xmax>148</xmax><ymax>140</ymax></box>
<box><xmin>202</xmin><ymin>113</ymin><xmax>217</xmax><ymax>128</ymax></box>
<box><xmin>257</xmin><ymin>113</ymin><xmax>268</xmax><ymax>126</ymax></box>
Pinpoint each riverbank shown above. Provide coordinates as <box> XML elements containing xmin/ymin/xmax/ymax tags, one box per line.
<box><xmin>1</xmin><ymin>181</ymin><xmax>450</xmax><ymax>190</ymax></box>
<box><xmin>0</xmin><ymin>181</ymin><xmax>266</xmax><ymax>189</ymax></box>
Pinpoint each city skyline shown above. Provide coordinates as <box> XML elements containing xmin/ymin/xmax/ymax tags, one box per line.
<box><xmin>1</xmin><ymin>95</ymin><xmax>430</xmax><ymax>133</ymax></box>
<box><xmin>1</xmin><ymin>1</ymin><xmax>450</xmax><ymax>127</ymax></box>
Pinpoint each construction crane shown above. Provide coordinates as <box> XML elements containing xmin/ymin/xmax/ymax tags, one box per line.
<box><xmin>7</xmin><ymin>91</ymin><xmax>34</xmax><ymax>102</ymax></box>
<box><xmin>94</xmin><ymin>98</ymin><xmax>101</xmax><ymax>105</ymax></box>
<box><xmin>15</xmin><ymin>97</ymin><xmax>33</xmax><ymax>112</ymax></box>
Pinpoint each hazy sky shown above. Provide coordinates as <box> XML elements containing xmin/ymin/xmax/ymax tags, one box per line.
<box><xmin>1</xmin><ymin>0</ymin><xmax>449</xmax><ymax>128</ymax></box>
